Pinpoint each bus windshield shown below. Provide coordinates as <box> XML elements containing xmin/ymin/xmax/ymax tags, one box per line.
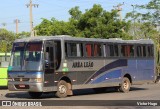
<box><xmin>10</xmin><ymin>42</ymin><xmax>43</xmax><ymax>71</ymax></box>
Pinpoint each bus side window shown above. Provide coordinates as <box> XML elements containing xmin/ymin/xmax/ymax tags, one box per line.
<box><xmin>114</xmin><ymin>44</ymin><xmax>119</xmax><ymax>57</ymax></box>
<box><xmin>147</xmin><ymin>45</ymin><xmax>153</xmax><ymax>57</ymax></box>
<box><xmin>108</xmin><ymin>44</ymin><xmax>114</xmax><ymax>57</ymax></box>
<box><xmin>79</xmin><ymin>43</ymin><xmax>84</xmax><ymax>57</ymax></box>
<box><xmin>93</xmin><ymin>44</ymin><xmax>102</xmax><ymax>57</ymax></box>
<box><xmin>121</xmin><ymin>45</ymin><xmax>134</xmax><ymax>57</ymax></box>
<box><xmin>142</xmin><ymin>46</ymin><xmax>147</xmax><ymax>57</ymax></box>
<box><xmin>85</xmin><ymin>44</ymin><xmax>93</xmax><ymax>57</ymax></box>
<box><xmin>69</xmin><ymin>43</ymin><xmax>77</xmax><ymax>57</ymax></box>
<box><xmin>137</xmin><ymin>46</ymin><xmax>142</xmax><ymax>57</ymax></box>
<box><xmin>121</xmin><ymin>45</ymin><xmax>125</xmax><ymax>57</ymax></box>
<box><xmin>105</xmin><ymin>44</ymin><xmax>110</xmax><ymax>57</ymax></box>
<box><xmin>65</xmin><ymin>42</ymin><xmax>83</xmax><ymax>58</ymax></box>
<box><xmin>130</xmin><ymin>45</ymin><xmax>135</xmax><ymax>57</ymax></box>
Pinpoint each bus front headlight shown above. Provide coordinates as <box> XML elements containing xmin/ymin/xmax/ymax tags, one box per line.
<box><xmin>30</xmin><ymin>78</ymin><xmax>42</xmax><ymax>83</ymax></box>
<box><xmin>8</xmin><ymin>75</ymin><xmax>14</xmax><ymax>81</ymax></box>
<box><xmin>8</xmin><ymin>78</ymin><xmax>13</xmax><ymax>82</ymax></box>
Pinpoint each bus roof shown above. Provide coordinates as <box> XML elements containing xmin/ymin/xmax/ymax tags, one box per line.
<box><xmin>14</xmin><ymin>35</ymin><xmax>154</xmax><ymax>44</ymax></box>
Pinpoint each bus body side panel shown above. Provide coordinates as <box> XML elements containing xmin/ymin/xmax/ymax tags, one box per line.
<box><xmin>122</xmin><ymin>59</ymin><xmax>155</xmax><ymax>84</ymax></box>
<box><xmin>64</xmin><ymin>58</ymin><xmax>155</xmax><ymax>90</ymax></box>
<box><xmin>61</xmin><ymin>59</ymin><xmax>127</xmax><ymax>89</ymax></box>
<box><xmin>84</xmin><ymin>59</ymin><xmax>127</xmax><ymax>84</ymax></box>
<box><xmin>0</xmin><ymin>68</ymin><xmax>8</xmax><ymax>86</ymax></box>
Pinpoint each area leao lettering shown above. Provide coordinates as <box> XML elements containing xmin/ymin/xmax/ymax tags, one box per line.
<box><xmin>72</xmin><ymin>61</ymin><xmax>94</xmax><ymax>68</ymax></box>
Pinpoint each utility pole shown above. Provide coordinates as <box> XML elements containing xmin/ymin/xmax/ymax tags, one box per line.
<box><xmin>14</xmin><ymin>19</ymin><xmax>20</xmax><ymax>34</ymax></box>
<box><xmin>113</xmin><ymin>2</ymin><xmax>124</xmax><ymax>21</ymax></box>
<box><xmin>26</xmin><ymin>0</ymin><xmax>39</xmax><ymax>37</ymax></box>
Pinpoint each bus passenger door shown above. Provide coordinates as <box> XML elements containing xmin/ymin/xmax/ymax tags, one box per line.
<box><xmin>44</xmin><ymin>41</ymin><xmax>55</xmax><ymax>87</ymax></box>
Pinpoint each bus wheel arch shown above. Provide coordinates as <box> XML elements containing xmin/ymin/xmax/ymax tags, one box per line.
<box><xmin>124</xmin><ymin>74</ymin><xmax>132</xmax><ymax>84</ymax></box>
<box><xmin>119</xmin><ymin>74</ymin><xmax>132</xmax><ymax>93</ymax></box>
<box><xmin>55</xmin><ymin>76</ymin><xmax>73</xmax><ymax>98</ymax></box>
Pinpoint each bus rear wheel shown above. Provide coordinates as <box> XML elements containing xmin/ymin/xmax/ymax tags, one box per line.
<box><xmin>28</xmin><ymin>92</ymin><xmax>42</xmax><ymax>98</ymax></box>
<box><xmin>55</xmin><ymin>80</ymin><xmax>72</xmax><ymax>98</ymax></box>
<box><xmin>119</xmin><ymin>77</ymin><xmax>131</xmax><ymax>93</ymax></box>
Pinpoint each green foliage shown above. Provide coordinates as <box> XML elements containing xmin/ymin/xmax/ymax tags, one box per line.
<box><xmin>69</xmin><ymin>6</ymin><xmax>82</xmax><ymax>20</ymax></box>
<box><xmin>125</xmin><ymin>0</ymin><xmax>160</xmax><ymax>70</ymax></box>
<box><xmin>137</xmin><ymin>0</ymin><xmax>160</xmax><ymax>25</ymax></box>
<box><xmin>35</xmin><ymin>18</ymin><xmax>70</xmax><ymax>36</ymax></box>
<box><xmin>0</xmin><ymin>29</ymin><xmax>16</xmax><ymax>52</ymax></box>
<box><xmin>35</xmin><ymin>4</ymin><xmax>131</xmax><ymax>39</ymax></box>
<box><xmin>17</xmin><ymin>31</ymin><xmax>30</xmax><ymax>38</ymax></box>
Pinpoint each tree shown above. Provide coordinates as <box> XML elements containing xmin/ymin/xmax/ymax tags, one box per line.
<box><xmin>74</xmin><ymin>4</ymin><xmax>131</xmax><ymax>39</ymax></box>
<box><xmin>35</xmin><ymin>4</ymin><xmax>131</xmax><ymax>39</ymax></box>
<box><xmin>0</xmin><ymin>29</ymin><xmax>16</xmax><ymax>52</ymax></box>
<box><xmin>137</xmin><ymin>0</ymin><xmax>160</xmax><ymax>25</ymax></box>
<box><xmin>17</xmin><ymin>31</ymin><xmax>30</xmax><ymax>38</ymax></box>
<box><xmin>35</xmin><ymin>18</ymin><xmax>70</xmax><ymax>36</ymax></box>
<box><xmin>126</xmin><ymin>0</ymin><xmax>160</xmax><ymax>73</ymax></box>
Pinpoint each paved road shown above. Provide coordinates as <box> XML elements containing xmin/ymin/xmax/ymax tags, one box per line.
<box><xmin>0</xmin><ymin>83</ymin><xmax>160</xmax><ymax>109</ymax></box>
<box><xmin>0</xmin><ymin>83</ymin><xmax>160</xmax><ymax>100</ymax></box>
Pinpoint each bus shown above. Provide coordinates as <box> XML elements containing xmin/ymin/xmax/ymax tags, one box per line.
<box><xmin>8</xmin><ymin>35</ymin><xmax>155</xmax><ymax>98</ymax></box>
<box><xmin>0</xmin><ymin>52</ymin><xmax>10</xmax><ymax>87</ymax></box>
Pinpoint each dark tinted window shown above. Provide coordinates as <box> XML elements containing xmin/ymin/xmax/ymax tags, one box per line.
<box><xmin>142</xmin><ymin>46</ymin><xmax>147</xmax><ymax>57</ymax></box>
<box><xmin>106</xmin><ymin>44</ymin><xmax>119</xmax><ymax>57</ymax></box>
<box><xmin>65</xmin><ymin>42</ymin><xmax>83</xmax><ymax>57</ymax></box>
<box><xmin>93</xmin><ymin>44</ymin><xmax>102</xmax><ymax>57</ymax></box>
<box><xmin>85</xmin><ymin>44</ymin><xmax>93</xmax><ymax>57</ymax></box>
<box><xmin>147</xmin><ymin>45</ymin><xmax>154</xmax><ymax>57</ymax></box>
<box><xmin>137</xmin><ymin>46</ymin><xmax>142</xmax><ymax>57</ymax></box>
<box><xmin>121</xmin><ymin>45</ymin><xmax>134</xmax><ymax>57</ymax></box>
<box><xmin>69</xmin><ymin>43</ymin><xmax>77</xmax><ymax>57</ymax></box>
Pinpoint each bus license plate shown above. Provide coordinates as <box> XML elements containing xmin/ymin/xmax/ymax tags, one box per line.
<box><xmin>19</xmin><ymin>85</ymin><xmax>25</xmax><ymax>88</ymax></box>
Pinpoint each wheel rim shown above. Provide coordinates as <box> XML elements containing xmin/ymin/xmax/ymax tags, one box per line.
<box><xmin>59</xmin><ymin>85</ymin><xmax>67</xmax><ymax>94</ymax></box>
<box><xmin>123</xmin><ymin>80</ymin><xmax>129</xmax><ymax>90</ymax></box>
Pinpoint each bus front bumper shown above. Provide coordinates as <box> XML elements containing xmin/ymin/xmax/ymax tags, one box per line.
<box><xmin>8</xmin><ymin>81</ymin><xmax>43</xmax><ymax>92</ymax></box>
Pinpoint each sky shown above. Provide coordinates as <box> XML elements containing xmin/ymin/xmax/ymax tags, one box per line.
<box><xmin>0</xmin><ymin>0</ymin><xmax>151</xmax><ymax>33</ymax></box>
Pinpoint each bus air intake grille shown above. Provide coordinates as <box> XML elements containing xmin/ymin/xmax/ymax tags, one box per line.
<box><xmin>14</xmin><ymin>78</ymin><xmax>30</xmax><ymax>81</ymax></box>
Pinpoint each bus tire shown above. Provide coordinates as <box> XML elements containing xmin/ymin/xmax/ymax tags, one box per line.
<box><xmin>55</xmin><ymin>80</ymin><xmax>71</xmax><ymax>98</ymax></box>
<box><xmin>28</xmin><ymin>92</ymin><xmax>42</xmax><ymax>98</ymax></box>
<box><xmin>119</xmin><ymin>77</ymin><xmax>131</xmax><ymax>93</ymax></box>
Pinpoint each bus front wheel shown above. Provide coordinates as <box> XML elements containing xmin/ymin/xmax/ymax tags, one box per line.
<box><xmin>28</xmin><ymin>92</ymin><xmax>42</xmax><ymax>98</ymax></box>
<box><xmin>55</xmin><ymin>80</ymin><xmax>72</xmax><ymax>98</ymax></box>
<box><xmin>119</xmin><ymin>77</ymin><xmax>131</xmax><ymax>93</ymax></box>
